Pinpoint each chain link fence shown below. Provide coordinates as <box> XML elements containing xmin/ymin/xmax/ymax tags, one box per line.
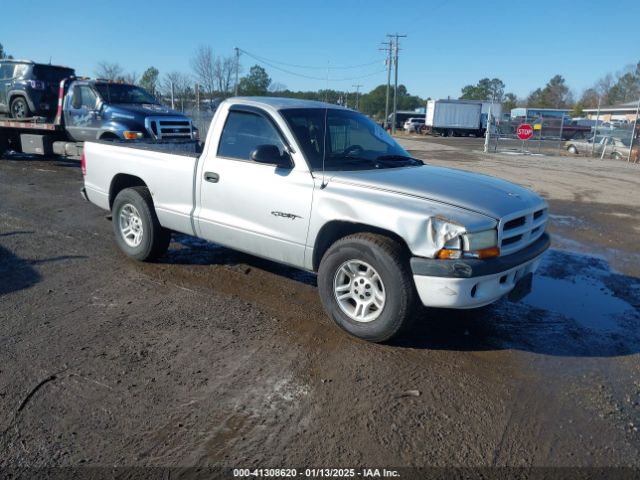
<box><xmin>487</xmin><ymin>106</ymin><xmax>640</xmax><ymax>162</ymax></box>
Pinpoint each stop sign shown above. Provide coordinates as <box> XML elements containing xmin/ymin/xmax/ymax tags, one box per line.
<box><xmin>516</xmin><ymin>124</ymin><xmax>534</xmax><ymax>140</ymax></box>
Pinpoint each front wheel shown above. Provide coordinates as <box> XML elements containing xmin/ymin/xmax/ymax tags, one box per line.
<box><xmin>567</xmin><ymin>145</ymin><xmax>578</xmax><ymax>154</ymax></box>
<box><xmin>318</xmin><ymin>233</ymin><xmax>417</xmax><ymax>342</ymax></box>
<box><xmin>112</xmin><ymin>187</ymin><xmax>171</xmax><ymax>261</ymax></box>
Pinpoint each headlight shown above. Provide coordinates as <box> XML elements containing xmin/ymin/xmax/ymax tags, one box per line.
<box><xmin>462</xmin><ymin>230</ymin><xmax>497</xmax><ymax>251</ymax></box>
<box><xmin>437</xmin><ymin>229</ymin><xmax>500</xmax><ymax>260</ymax></box>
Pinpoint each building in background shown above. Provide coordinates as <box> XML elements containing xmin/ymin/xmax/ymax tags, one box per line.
<box><xmin>584</xmin><ymin>101</ymin><xmax>639</xmax><ymax>123</ymax></box>
<box><xmin>510</xmin><ymin>107</ymin><xmax>570</xmax><ymax>119</ymax></box>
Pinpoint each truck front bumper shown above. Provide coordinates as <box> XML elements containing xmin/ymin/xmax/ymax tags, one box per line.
<box><xmin>410</xmin><ymin>233</ymin><xmax>550</xmax><ymax>309</ymax></box>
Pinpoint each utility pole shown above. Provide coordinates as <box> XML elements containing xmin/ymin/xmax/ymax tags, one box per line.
<box><xmin>379</xmin><ymin>39</ymin><xmax>393</xmax><ymax>129</ymax></box>
<box><xmin>234</xmin><ymin>47</ymin><xmax>240</xmax><ymax>96</ymax></box>
<box><xmin>196</xmin><ymin>83</ymin><xmax>200</xmax><ymax>115</ymax></box>
<box><xmin>591</xmin><ymin>96</ymin><xmax>601</xmax><ymax>157</ymax></box>
<box><xmin>388</xmin><ymin>33</ymin><xmax>407</xmax><ymax>134</ymax></box>
<box><xmin>352</xmin><ymin>84</ymin><xmax>363</xmax><ymax>110</ymax></box>
<box><xmin>628</xmin><ymin>97</ymin><xmax>640</xmax><ymax>163</ymax></box>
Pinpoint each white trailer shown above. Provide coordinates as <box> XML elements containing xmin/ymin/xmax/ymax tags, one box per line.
<box><xmin>425</xmin><ymin>99</ymin><xmax>484</xmax><ymax>137</ymax></box>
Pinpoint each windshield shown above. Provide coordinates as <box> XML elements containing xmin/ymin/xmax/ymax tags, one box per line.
<box><xmin>94</xmin><ymin>84</ymin><xmax>158</xmax><ymax>104</ymax></box>
<box><xmin>280</xmin><ymin>108</ymin><xmax>420</xmax><ymax>171</ymax></box>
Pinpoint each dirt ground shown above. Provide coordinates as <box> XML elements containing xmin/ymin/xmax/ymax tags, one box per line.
<box><xmin>1</xmin><ymin>139</ymin><xmax>639</xmax><ymax>473</ymax></box>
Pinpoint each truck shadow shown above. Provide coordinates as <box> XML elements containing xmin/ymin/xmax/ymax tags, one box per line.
<box><xmin>395</xmin><ymin>250</ymin><xmax>640</xmax><ymax>357</ymax></box>
<box><xmin>163</xmin><ymin>234</ymin><xmax>317</xmax><ymax>285</ymax></box>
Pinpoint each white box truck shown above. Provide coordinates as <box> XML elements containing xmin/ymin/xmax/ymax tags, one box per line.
<box><xmin>425</xmin><ymin>99</ymin><xmax>484</xmax><ymax>137</ymax></box>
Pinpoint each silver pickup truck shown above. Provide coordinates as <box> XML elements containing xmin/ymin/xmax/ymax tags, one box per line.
<box><xmin>82</xmin><ymin>97</ymin><xmax>549</xmax><ymax>342</ymax></box>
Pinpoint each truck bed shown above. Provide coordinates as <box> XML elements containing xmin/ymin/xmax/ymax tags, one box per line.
<box><xmin>83</xmin><ymin>140</ymin><xmax>201</xmax><ymax>236</ymax></box>
<box><xmin>92</xmin><ymin>139</ymin><xmax>202</xmax><ymax>157</ymax></box>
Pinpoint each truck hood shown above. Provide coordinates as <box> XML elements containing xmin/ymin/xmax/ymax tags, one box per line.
<box><xmin>328</xmin><ymin>165</ymin><xmax>545</xmax><ymax>220</ymax></box>
<box><xmin>109</xmin><ymin>103</ymin><xmax>185</xmax><ymax>117</ymax></box>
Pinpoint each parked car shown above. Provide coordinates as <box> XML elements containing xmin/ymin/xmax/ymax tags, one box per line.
<box><xmin>0</xmin><ymin>59</ymin><xmax>75</xmax><ymax>119</ymax></box>
<box><xmin>82</xmin><ymin>97</ymin><xmax>550</xmax><ymax>343</ymax></box>
<box><xmin>565</xmin><ymin>135</ymin><xmax>630</xmax><ymax>160</ymax></box>
<box><xmin>403</xmin><ymin>117</ymin><xmax>425</xmax><ymax>133</ymax></box>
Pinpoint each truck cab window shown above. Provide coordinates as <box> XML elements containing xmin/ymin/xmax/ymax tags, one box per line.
<box><xmin>72</xmin><ymin>86</ymin><xmax>98</xmax><ymax>110</ymax></box>
<box><xmin>218</xmin><ymin>110</ymin><xmax>285</xmax><ymax>161</ymax></box>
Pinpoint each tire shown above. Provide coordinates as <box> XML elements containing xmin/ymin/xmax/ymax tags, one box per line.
<box><xmin>112</xmin><ymin>187</ymin><xmax>171</xmax><ymax>261</ymax></box>
<box><xmin>448</xmin><ymin>129</ymin><xmax>455</xmax><ymax>137</ymax></box>
<box><xmin>10</xmin><ymin>97</ymin><xmax>32</xmax><ymax>119</ymax></box>
<box><xmin>0</xmin><ymin>133</ymin><xmax>7</xmax><ymax>158</ymax></box>
<box><xmin>100</xmin><ymin>133</ymin><xmax>120</xmax><ymax>141</ymax></box>
<box><xmin>611</xmin><ymin>151</ymin><xmax>623</xmax><ymax>161</ymax></box>
<box><xmin>317</xmin><ymin>233</ymin><xmax>417</xmax><ymax>342</ymax></box>
<box><xmin>567</xmin><ymin>145</ymin><xmax>578</xmax><ymax>154</ymax></box>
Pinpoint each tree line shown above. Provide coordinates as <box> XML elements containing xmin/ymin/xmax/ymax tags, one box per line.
<box><xmin>459</xmin><ymin>60</ymin><xmax>640</xmax><ymax>117</ymax></box>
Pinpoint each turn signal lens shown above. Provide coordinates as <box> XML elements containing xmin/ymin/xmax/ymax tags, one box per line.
<box><xmin>437</xmin><ymin>249</ymin><xmax>462</xmax><ymax>259</ymax></box>
<box><xmin>123</xmin><ymin>131</ymin><xmax>143</xmax><ymax>140</ymax></box>
<box><xmin>475</xmin><ymin>246</ymin><xmax>500</xmax><ymax>259</ymax></box>
<box><xmin>437</xmin><ymin>246</ymin><xmax>500</xmax><ymax>260</ymax></box>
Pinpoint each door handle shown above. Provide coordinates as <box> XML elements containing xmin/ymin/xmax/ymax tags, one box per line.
<box><xmin>204</xmin><ymin>171</ymin><xmax>219</xmax><ymax>183</ymax></box>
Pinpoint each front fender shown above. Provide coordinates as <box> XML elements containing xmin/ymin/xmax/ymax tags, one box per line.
<box><xmin>94</xmin><ymin>119</ymin><xmax>147</xmax><ymax>140</ymax></box>
<box><xmin>306</xmin><ymin>179</ymin><xmax>497</xmax><ymax>269</ymax></box>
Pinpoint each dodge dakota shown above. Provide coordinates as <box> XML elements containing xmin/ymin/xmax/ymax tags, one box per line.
<box><xmin>82</xmin><ymin>97</ymin><xmax>550</xmax><ymax>342</ymax></box>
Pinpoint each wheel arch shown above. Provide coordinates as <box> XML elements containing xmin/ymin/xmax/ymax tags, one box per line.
<box><xmin>8</xmin><ymin>92</ymin><xmax>35</xmax><ymax>112</ymax></box>
<box><xmin>312</xmin><ymin>220</ymin><xmax>411</xmax><ymax>272</ymax></box>
<box><xmin>109</xmin><ymin>174</ymin><xmax>148</xmax><ymax>209</ymax></box>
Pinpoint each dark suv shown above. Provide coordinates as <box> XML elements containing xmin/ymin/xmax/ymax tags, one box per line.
<box><xmin>0</xmin><ymin>59</ymin><xmax>75</xmax><ymax>119</ymax></box>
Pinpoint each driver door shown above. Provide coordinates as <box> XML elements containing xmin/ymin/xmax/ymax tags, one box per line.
<box><xmin>196</xmin><ymin>106</ymin><xmax>315</xmax><ymax>268</ymax></box>
<box><xmin>64</xmin><ymin>85</ymin><xmax>102</xmax><ymax>141</ymax></box>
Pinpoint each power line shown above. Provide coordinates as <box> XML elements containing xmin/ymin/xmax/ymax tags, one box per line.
<box><xmin>240</xmin><ymin>49</ymin><xmax>386</xmax><ymax>83</ymax></box>
<box><xmin>239</xmin><ymin>49</ymin><xmax>384</xmax><ymax>70</ymax></box>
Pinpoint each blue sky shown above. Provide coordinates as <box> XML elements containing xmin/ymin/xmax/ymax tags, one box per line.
<box><xmin>3</xmin><ymin>0</ymin><xmax>638</xmax><ymax>100</ymax></box>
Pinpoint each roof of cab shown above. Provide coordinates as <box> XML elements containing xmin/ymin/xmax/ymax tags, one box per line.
<box><xmin>225</xmin><ymin>96</ymin><xmax>342</xmax><ymax>111</ymax></box>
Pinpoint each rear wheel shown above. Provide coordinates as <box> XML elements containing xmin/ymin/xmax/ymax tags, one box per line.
<box><xmin>611</xmin><ymin>151</ymin><xmax>623</xmax><ymax>161</ymax></box>
<box><xmin>567</xmin><ymin>145</ymin><xmax>578</xmax><ymax>154</ymax></box>
<box><xmin>318</xmin><ymin>233</ymin><xmax>417</xmax><ymax>342</ymax></box>
<box><xmin>10</xmin><ymin>97</ymin><xmax>32</xmax><ymax>119</ymax></box>
<box><xmin>112</xmin><ymin>187</ymin><xmax>171</xmax><ymax>261</ymax></box>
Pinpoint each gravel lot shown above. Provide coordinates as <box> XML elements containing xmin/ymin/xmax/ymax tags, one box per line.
<box><xmin>1</xmin><ymin>138</ymin><xmax>639</xmax><ymax>472</ymax></box>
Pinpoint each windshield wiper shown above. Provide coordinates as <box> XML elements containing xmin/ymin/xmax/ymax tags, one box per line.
<box><xmin>375</xmin><ymin>155</ymin><xmax>422</xmax><ymax>166</ymax></box>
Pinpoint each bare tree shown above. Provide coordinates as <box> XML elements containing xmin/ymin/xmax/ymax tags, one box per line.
<box><xmin>214</xmin><ymin>55</ymin><xmax>236</xmax><ymax>93</ymax></box>
<box><xmin>191</xmin><ymin>46</ymin><xmax>216</xmax><ymax>99</ymax></box>
<box><xmin>122</xmin><ymin>71</ymin><xmax>139</xmax><ymax>85</ymax></box>
<box><xmin>95</xmin><ymin>61</ymin><xmax>124</xmax><ymax>80</ymax></box>
<box><xmin>162</xmin><ymin>71</ymin><xmax>192</xmax><ymax>111</ymax></box>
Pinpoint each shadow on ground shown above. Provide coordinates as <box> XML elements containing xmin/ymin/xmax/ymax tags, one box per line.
<box><xmin>1</xmin><ymin>232</ymin><xmax>87</xmax><ymax>296</ymax></box>
<box><xmin>2</xmin><ymin>151</ymin><xmax>80</xmax><ymax>168</ymax></box>
<box><xmin>0</xmin><ymin>242</ymin><xmax>42</xmax><ymax>296</ymax></box>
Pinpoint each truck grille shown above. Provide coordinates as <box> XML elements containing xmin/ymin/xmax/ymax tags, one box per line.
<box><xmin>145</xmin><ymin>116</ymin><xmax>193</xmax><ymax>140</ymax></box>
<box><xmin>498</xmin><ymin>207</ymin><xmax>547</xmax><ymax>256</ymax></box>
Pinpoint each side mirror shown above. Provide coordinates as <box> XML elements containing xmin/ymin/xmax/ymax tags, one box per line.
<box><xmin>250</xmin><ymin>144</ymin><xmax>293</xmax><ymax>168</ymax></box>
